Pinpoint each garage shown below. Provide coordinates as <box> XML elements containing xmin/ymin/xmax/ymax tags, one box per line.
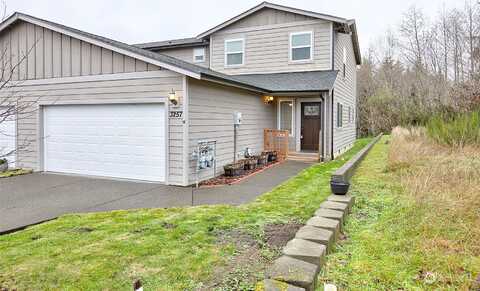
<box><xmin>0</xmin><ymin>107</ymin><xmax>16</xmax><ymax>166</ymax></box>
<box><xmin>43</xmin><ymin>104</ymin><xmax>166</xmax><ymax>182</ymax></box>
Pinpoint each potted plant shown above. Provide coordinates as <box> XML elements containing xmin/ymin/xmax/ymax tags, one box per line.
<box><xmin>0</xmin><ymin>158</ymin><xmax>8</xmax><ymax>173</ymax></box>
<box><xmin>244</xmin><ymin>157</ymin><xmax>258</xmax><ymax>171</ymax></box>
<box><xmin>268</xmin><ymin>151</ymin><xmax>278</xmax><ymax>162</ymax></box>
<box><xmin>224</xmin><ymin>160</ymin><xmax>245</xmax><ymax>177</ymax></box>
<box><xmin>330</xmin><ymin>180</ymin><xmax>350</xmax><ymax>195</ymax></box>
<box><xmin>256</xmin><ymin>153</ymin><xmax>268</xmax><ymax>166</ymax></box>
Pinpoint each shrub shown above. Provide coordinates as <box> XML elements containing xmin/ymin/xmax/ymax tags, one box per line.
<box><xmin>0</xmin><ymin>158</ymin><xmax>6</xmax><ymax>165</ymax></box>
<box><xmin>426</xmin><ymin>110</ymin><xmax>480</xmax><ymax>147</ymax></box>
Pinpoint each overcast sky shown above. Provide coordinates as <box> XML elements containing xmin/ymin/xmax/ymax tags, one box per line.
<box><xmin>7</xmin><ymin>0</ymin><xmax>467</xmax><ymax>53</ymax></box>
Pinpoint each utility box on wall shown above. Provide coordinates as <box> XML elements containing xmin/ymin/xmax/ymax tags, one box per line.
<box><xmin>233</xmin><ymin>112</ymin><xmax>242</xmax><ymax>125</ymax></box>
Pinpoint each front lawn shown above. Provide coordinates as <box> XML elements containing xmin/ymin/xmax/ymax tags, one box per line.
<box><xmin>0</xmin><ymin>139</ymin><xmax>370</xmax><ymax>291</ymax></box>
<box><xmin>320</xmin><ymin>131</ymin><xmax>480</xmax><ymax>290</ymax></box>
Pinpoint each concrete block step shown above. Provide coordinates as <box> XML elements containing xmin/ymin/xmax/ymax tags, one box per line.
<box><xmin>306</xmin><ymin>216</ymin><xmax>340</xmax><ymax>240</ymax></box>
<box><xmin>267</xmin><ymin>256</ymin><xmax>318</xmax><ymax>291</ymax></box>
<box><xmin>320</xmin><ymin>201</ymin><xmax>349</xmax><ymax>213</ymax></box>
<box><xmin>314</xmin><ymin>208</ymin><xmax>345</xmax><ymax>225</ymax></box>
<box><xmin>260</xmin><ymin>279</ymin><xmax>306</xmax><ymax>291</ymax></box>
<box><xmin>327</xmin><ymin>194</ymin><xmax>355</xmax><ymax>211</ymax></box>
<box><xmin>282</xmin><ymin>238</ymin><xmax>326</xmax><ymax>268</ymax></box>
<box><xmin>295</xmin><ymin>226</ymin><xmax>334</xmax><ymax>253</ymax></box>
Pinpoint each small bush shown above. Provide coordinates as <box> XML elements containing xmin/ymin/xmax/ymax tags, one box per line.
<box><xmin>0</xmin><ymin>158</ymin><xmax>6</xmax><ymax>165</ymax></box>
<box><xmin>426</xmin><ymin>110</ymin><xmax>480</xmax><ymax>147</ymax></box>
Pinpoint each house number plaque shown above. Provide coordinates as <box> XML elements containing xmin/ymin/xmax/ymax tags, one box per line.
<box><xmin>169</xmin><ymin>111</ymin><xmax>183</xmax><ymax>119</ymax></box>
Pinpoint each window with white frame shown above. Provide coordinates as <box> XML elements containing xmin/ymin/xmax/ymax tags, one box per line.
<box><xmin>225</xmin><ymin>39</ymin><xmax>244</xmax><ymax>66</ymax></box>
<box><xmin>290</xmin><ymin>31</ymin><xmax>313</xmax><ymax>62</ymax></box>
<box><xmin>348</xmin><ymin>106</ymin><xmax>352</xmax><ymax>123</ymax></box>
<box><xmin>342</xmin><ymin>46</ymin><xmax>347</xmax><ymax>78</ymax></box>
<box><xmin>278</xmin><ymin>100</ymin><xmax>293</xmax><ymax>135</ymax></box>
<box><xmin>193</xmin><ymin>47</ymin><xmax>205</xmax><ymax>63</ymax></box>
<box><xmin>337</xmin><ymin>102</ymin><xmax>343</xmax><ymax>128</ymax></box>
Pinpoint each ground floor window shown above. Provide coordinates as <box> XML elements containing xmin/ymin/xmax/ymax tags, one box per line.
<box><xmin>337</xmin><ymin>102</ymin><xmax>343</xmax><ymax>128</ymax></box>
<box><xmin>278</xmin><ymin>100</ymin><xmax>293</xmax><ymax>135</ymax></box>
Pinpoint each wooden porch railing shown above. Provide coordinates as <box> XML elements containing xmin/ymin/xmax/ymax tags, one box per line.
<box><xmin>264</xmin><ymin>129</ymin><xmax>289</xmax><ymax>161</ymax></box>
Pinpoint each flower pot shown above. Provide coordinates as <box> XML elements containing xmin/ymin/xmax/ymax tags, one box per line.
<box><xmin>224</xmin><ymin>160</ymin><xmax>245</xmax><ymax>177</ymax></box>
<box><xmin>330</xmin><ymin>180</ymin><xmax>350</xmax><ymax>195</ymax></box>
<box><xmin>0</xmin><ymin>159</ymin><xmax>7</xmax><ymax>173</ymax></box>
<box><xmin>244</xmin><ymin>158</ymin><xmax>257</xmax><ymax>171</ymax></box>
<box><xmin>268</xmin><ymin>151</ymin><xmax>278</xmax><ymax>162</ymax></box>
<box><xmin>256</xmin><ymin>154</ymin><xmax>268</xmax><ymax>166</ymax></box>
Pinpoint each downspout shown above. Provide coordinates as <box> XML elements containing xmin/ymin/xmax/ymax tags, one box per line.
<box><xmin>330</xmin><ymin>23</ymin><xmax>336</xmax><ymax>160</ymax></box>
<box><xmin>331</xmin><ymin>89</ymin><xmax>335</xmax><ymax>160</ymax></box>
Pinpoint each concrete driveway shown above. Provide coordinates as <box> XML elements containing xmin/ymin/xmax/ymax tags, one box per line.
<box><xmin>0</xmin><ymin>160</ymin><xmax>311</xmax><ymax>234</ymax></box>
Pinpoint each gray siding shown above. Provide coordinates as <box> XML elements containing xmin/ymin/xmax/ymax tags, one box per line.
<box><xmin>227</xmin><ymin>7</ymin><xmax>316</xmax><ymax>30</ymax></box>
<box><xmin>0</xmin><ymin>20</ymin><xmax>159</xmax><ymax>81</ymax></box>
<box><xmin>210</xmin><ymin>20</ymin><xmax>331</xmax><ymax>75</ymax></box>
<box><xmin>159</xmin><ymin>46</ymin><xmax>209</xmax><ymax>68</ymax></box>
<box><xmin>3</xmin><ymin>70</ymin><xmax>185</xmax><ymax>185</ymax></box>
<box><xmin>188</xmin><ymin>78</ymin><xmax>275</xmax><ymax>184</ymax></box>
<box><xmin>332</xmin><ymin>32</ymin><xmax>357</xmax><ymax>155</ymax></box>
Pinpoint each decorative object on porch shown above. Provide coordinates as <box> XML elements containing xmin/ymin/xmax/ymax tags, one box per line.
<box><xmin>223</xmin><ymin>160</ymin><xmax>245</xmax><ymax>177</ymax></box>
<box><xmin>256</xmin><ymin>154</ymin><xmax>268</xmax><ymax>166</ymax></box>
<box><xmin>244</xmin><ymin>157</ymin><xmax>258</xmax><ymax>171</ymax></box>
<box><xmin>0</xmin><ymin>159</ymin><xmax>8</xmax><ymax>173</ymax></box>
<box><xmin>264</xmin><ymin>129</ymin><xmax>289</xmax><ymax>161</ymax></box>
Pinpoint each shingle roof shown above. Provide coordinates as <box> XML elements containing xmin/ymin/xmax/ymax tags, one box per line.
<box><xmin>231</xmin><ymin>70</ymin><xmax>338</xmax><ymax>92</ymax></box>
<box><xmin>134</xmin><ymin>37</ymin><xmax>208</xmax><ymax>50</ymax></box>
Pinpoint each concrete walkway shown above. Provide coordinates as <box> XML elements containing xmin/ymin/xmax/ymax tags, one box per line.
<box><xmin>0</xmin><ymin>160</ymin><xmax>311</xmax><ymax>233</ymax></box>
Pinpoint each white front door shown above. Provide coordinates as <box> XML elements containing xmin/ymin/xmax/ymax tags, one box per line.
<box><xmin>43</xmin><ymin>104</ymin><xmax>166</xmax><ymax>182</ymax></box>
<box><xmin>0</xmin><ymin>107</ymin><xmax>16</xmax><ymax>167</ymax></box>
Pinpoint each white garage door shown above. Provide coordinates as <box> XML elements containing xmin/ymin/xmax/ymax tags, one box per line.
<box><xmin>44</xmin><ymin>104</ymin><xmax>166</xmax><ymax>182</ymax></box>
<box><xmin>0</xmin><ymin>108</ymin><xmax>16</xmax><ymax>167</ymax></box>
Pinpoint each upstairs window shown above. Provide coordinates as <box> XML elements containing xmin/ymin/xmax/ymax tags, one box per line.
<box><xmin>290</xmin><ymin>31</ymin><xmax>313</xmax><ymax>62</ymax></box>
<box><xmin>193</xmin><ymin>47</ymin><xmax>205</xmax><ymax>63</ymax></box>
<box><xmin>225</xmin><ymin>39</ymin><xmax>244</xmax><ymax>66</ymax></box>
<box><xmin>342</xmin><ymin>46</ymin><xmax>347</xmax><ymax>78</ymax></box>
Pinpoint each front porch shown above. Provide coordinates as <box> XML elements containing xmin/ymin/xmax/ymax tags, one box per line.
<box><xmin>264</xmin><ymin>92</ymin><xmax>332</xmax><ymax>163</ymax></box>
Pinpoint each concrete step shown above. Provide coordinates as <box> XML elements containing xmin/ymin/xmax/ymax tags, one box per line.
<box><xmin>288</xmin><ymin>152</ymin><xmax>319</xmax><ymax>162</ymax></box>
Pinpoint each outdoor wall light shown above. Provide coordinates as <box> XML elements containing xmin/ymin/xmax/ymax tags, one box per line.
<box><xmin>264</xmin><ymin>95</ymin><xmax>274</xmax><ymax>104</ymax></box>
<box><xmin>168</xmin><ymin>89</ymin><xmax>178</xmax><ymax>105</ymax></box>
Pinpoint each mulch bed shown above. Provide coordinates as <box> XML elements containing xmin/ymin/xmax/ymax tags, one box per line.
<box><xmin>199</xmin><ymin>161</ymin><xmax>280</xmax><ymax>187</ymax></box>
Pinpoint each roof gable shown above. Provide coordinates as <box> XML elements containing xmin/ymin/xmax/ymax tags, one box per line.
<box><xmin>197</xmin><ymin>2</ymin><xmax>348</xmax><ymax>38</ymax></box>
<box><xmin>0</xmin><ymin>12</ymin><xmax>202</xmax><ymax>78</ymax></box>
<box><xmin>224</xmin><ymin>7</ymin><xmax>317</xmax><ymax>31</ymax></box>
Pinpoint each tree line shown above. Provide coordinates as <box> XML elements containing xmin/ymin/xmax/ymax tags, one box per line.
<box><xmin>358</xmin><ymin>2</ymin><xmax>480</xmax><ymax>136</ymax></box>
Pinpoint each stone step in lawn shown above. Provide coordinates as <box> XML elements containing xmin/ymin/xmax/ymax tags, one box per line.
<box><xmin>319</xmin><ymin>201</ymin><xmax>349</xmax><ymax>213</ymax></box>
<box><xmin>282</xmin><ymin>238</ymin><xmax>327</xmax><ymax>268</ymax></box>
<box><xmin>306</xmin><ymin>216</ymin><xmax>340</xmax><ymax>240</ymax></box>
<box><xmin>327</xmin><ymin>194</ymin><xmax>355</xmax><ymax>212</ymax></box>
<box><xmin>260</xmin><ymin>279</ymin><xmax>306</xmax><ymax>291</ymax></box>
<box><xmin>295</xmin><ymin>226</ymin><xmax>334</xmax><ymax>253</ymax></box>
<box><xmin>314</xmin><ymin>208</ymin><xmax>345</xmax><ymax>225</ymax></box>
<box><xmin>266</xmin><ymin>256</ymin><xmax>318</xmax><ymax>291</ymax></box>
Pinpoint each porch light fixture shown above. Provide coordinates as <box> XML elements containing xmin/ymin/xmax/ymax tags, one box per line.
<box><xmin>168</xmin><ymin>89</ymin><xmax>178</xmax><ymax>105</ymax></box>
<box><xmin>264</xmin><ymin>95</ymin><xmax>274</xmax><ymax>104</ymax></box>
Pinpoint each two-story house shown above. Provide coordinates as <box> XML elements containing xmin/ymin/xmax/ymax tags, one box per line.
<box><xmin>0</xmin><ymin>2</ymin><xmax>360</xmax><ymax>186</ymax></box>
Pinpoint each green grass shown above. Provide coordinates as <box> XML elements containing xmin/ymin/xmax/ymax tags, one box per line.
<box><xmin>0</xmin><ymin>169</ymin><xmax>33</xmax><ymax>178</ymax></box>
<box><xmin>0</xmin><ymin>139</ymin><xmax>371</xmax><ymax>291</ymax></box>
<box><xmin>426</xmin><ymin>110</ymin><xmax>480</xmax><ymax>146</ymax></box>
<box><xmin>319</xmin><ymin>136</ymin><xmax>480</xmax><ymax>290</ymax></box>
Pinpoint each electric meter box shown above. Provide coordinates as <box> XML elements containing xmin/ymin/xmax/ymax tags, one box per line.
<box><xmin>233</xmin><ymin>112</ymin><xmax>242</xmax><ymax>125</ymax></box>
